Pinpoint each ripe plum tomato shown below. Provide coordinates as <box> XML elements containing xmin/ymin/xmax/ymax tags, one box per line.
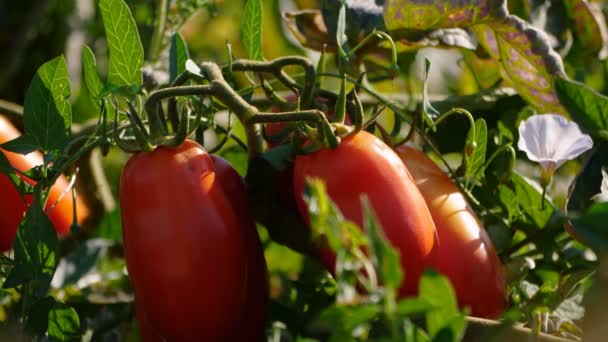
<box><xmin>293</xmin><ymin>131</ymin><xmax>436</xmax><ymax>296</ymax></box>
<box><xmin>120</xmin><ymin>140</ymin><xmax>246</xmax><ymax>341</ymax></box>
<box><xmin>0</xmin><ymin>115</ymin><xmax>89</xmax><ymax>252</ymax></box>
<box><xmin>395</xmin><ymin>145</ymin><xmax>507</xmax><ymax>318</ymax></box>
<box><xmin>211</xmin><ymin>155</ymin><xmax>269</xmax><ymax>340</ymax></box>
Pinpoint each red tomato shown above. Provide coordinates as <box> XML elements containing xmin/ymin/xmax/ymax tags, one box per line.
<box><xmin>395</xmin><ymin>145</ymin><xmax>507</xmax><ymax>318</ymax></box>
<box><xmin>120</xmin><ymin>140</ymin><xmax>246</xmax><ymax>340</ymax></box>
<box><xmin>211</xmin><ymin>155</ymin><xmax>269</xmax><ymax>340</ymax></box>
<box><xmin>0</xmin><ymin>115</ymin><xmax>89</xmax><ymax>252</ymax></box>
<box><xmin>293</xmin><ymin>131</ymin><xmax>436</xmax><ymax>296</ymax></box>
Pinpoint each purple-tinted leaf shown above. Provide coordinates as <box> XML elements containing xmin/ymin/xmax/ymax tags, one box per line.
<box><xmin>383</xmin><ymin>0</ymin><xmax>508</xmax><ymax>35</ymax></box>
<box><xmin>564</xmin><ymin>0</ymin><xmax>608</xmax><ymax>59</ymax></box>
<box><xmin>472</xmin><ymin>16</ymin><xmax>567</xmax><ymax>114</ymax></box>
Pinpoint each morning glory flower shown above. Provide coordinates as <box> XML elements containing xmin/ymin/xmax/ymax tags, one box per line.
<box><xmin>592</xmin><ymin>168</ymin><xmax>608</xmax><ymax>203</ymax></box>
<box><xmin>517</xmin><ymin>114</ymin><xmax>593</xmax><ymax>207</ymax></box>
<box><xmin>518</xmin><ymin>114</ymin><xmax>593</xmax><ymax>180</ymax></box>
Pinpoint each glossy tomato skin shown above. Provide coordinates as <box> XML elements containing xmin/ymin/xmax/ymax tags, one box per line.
<box><xmin>120</xmin><ymin>140</ymin><xmax>246</xmax><ymax>341</ymax></box>
<box><xmin>211</xmin><ymin>155</ymin><xmax>269</xmax><ymax>341</ymax></box>
<box><xmin>293</xmin><ymin>131</ymin><xmax>436</xmax><ymax>296</ymax></box>
<box><xmin>395</xmin><ymin>145</ymin><xmax>507</xmax><ymax>318</ymax></box>
<box><xmin>0</xmin><ymin>115</ymin><xmax>89</xmax><ymax>252</ymax></box>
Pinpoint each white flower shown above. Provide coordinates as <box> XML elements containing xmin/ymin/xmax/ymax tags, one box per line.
<box><xmin>518</xmin><ymin>114</ymin><xmax>593</xmax><ymax>177</ymax></box>
<box><xmin>592</xmin><ymin>168</ymin><xmax>608</xmax><ymax>203</ymax></box>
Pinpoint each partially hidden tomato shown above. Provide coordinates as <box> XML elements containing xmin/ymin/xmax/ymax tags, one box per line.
<box><xmin>293</xmin><ymin>131</ymin><xmax>436</xmax><ymax>296</ymax></box>
<box><xmin>120</xmin><ymin>140</ymin><xmax>247</xmax><ymax>340</ymax></box>
<box><xmin>211</xmin><ymin>155</ymin><xmax>269</xmax><ymax>341</ymax></box>
<box><xmin>0</xmin><ymin>115</ymin><xmax>89</xmax><ymax>252</ymax></box>
<box><xmin>395</xmin><ymin>145</ymin><xmax>507</xmax><ymax>318</ymax></box>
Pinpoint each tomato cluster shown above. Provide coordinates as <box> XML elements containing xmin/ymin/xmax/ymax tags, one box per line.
<box><xmin>0</xmin><ymin>115</ymin><xmax>89</xmax><ymax>252</ymax></box>
<box><xmin>286</xmin><ymin>129</ymin><xmax>506</xmax><ymax>318</ymax></box>
<box><xmin>120</xmin><ymin>140</ymin><xmax>268</xmax><ymax>341</ymax></box>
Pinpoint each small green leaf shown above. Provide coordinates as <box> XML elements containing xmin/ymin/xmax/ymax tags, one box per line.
<box><xmin>498</xmin><ymin>184</ymin><xmax>520</xmax><ymax>223</ymax></box>
<box><xmin>82</xmin><ymin>46</ymin><xmax>103</xmax><ymax>108</ymax></box>
<box><xmin>396</xmin><ymin>298</ymin><xmax>437</xmax><ymax>316</ymax></box>
<box><xmin>336</xmin><ymin>2</ymin><xmax>350</xmax><ymax>59</ymax></box>
<box><xmin>169</xmin><ymin>33</ymin><xmax>190</xmax><ymax>83</ymax></box>
<box><xmin>511</xmin><ymin>173</ymin><xmax>555</xmax><ymax>228</ymax></box>
<box><xmin>242</xmin><ymin>0</ymin><xmax>263</xmax><ymax>61</ymax></box>
<box><xmin>3</xmin><ymin>192</ymin><xmax>58</xmax><ymax>296</ymax></box>
<box><xmin>419</xmin><ymin>270</ymin><xmax>466</xmax><ymax>340</ymax></box>
<box><xmin>22</xmin><ymin>56</ymin><xmax>71</xmax><ymax>152</ymax></box>
<box><xmin>465</xmin><ymin>118</ymin><xmax>488</xmax><ymax>182</ymax></box>
<box><xmin>99</xmin><ymin>0</ymin><xmax>144</xmax><ymax>91</ymax></box>
<box><xmin>48</xmin><ymin>302</ymin><xmax>81</xmax><ymax>341</ymax></box>
<box><xmin>555</xmin><ymin>77</ymin><xmax>608</xmax><ymax>139</ymax></box>
<box><xmin>422</xmin><ymin>58</ymin><xmax>440</xmax><ymax>128</ymax></box>
<box><xmin>305</xmin><ymin>179</ymin><xmax>366</xmax><ymax>252</ymax></box>
<box><xmin>472</xmin><ymin>16</ymin><xmax>567</xmax><ymax>115</ymax></box>
<box><xmin>0</xmin><ymin>150</ymin><xmax>14</xmax><ymax>174</ymax></box>
<box><xmin>1</xmin><ymin>135</ymin><xmax>39</xmax><ymax>155</ymax></box>
<box><xmin>362</xmin><ymin>197</ymin><xmax>403</xmax><ymax>291</ymax></box>
<box><xmin>318</xmin><ymin>304</ymin><xmax>381</xmax><ymax>331</ymax></box>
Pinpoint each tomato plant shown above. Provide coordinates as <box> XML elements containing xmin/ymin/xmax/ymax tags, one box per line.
<box><xmin>120</xmin><ymin>140</ymin><xmax>246</xmax><ymax>341</ymax></box>
<box><xmin>2</xmin><ymin>0</ymin><xmax>608</xmax><ymax>340</ymax></box>
<box><xmin>0</xmin><ymin>115</ymin><xmax>89</xmax><ymax>251</ymax></box>
<box><xmin>293</xmin><ymin>130</ymin><xmax>436</xmax><ymax>296</ymax></box>
<box><xmin>396</xmin><ymin>145</ymin><xmax>507</xmax><ymax>318</ymax></box>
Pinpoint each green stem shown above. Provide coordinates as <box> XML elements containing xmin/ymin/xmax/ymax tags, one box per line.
<box><xmin>228</xmin><ymin>56</ymin><xmax>316</xmax><ymax>109</ymax></box>
<box><xmin>250</xmin><ymin>110</ymin><xmax>339</xmax><ymax>149</ymax></box>
<box><xmin>148</xmin><ymin>0</ymin><xmax>169</xmax><ymax>61</ymax></box>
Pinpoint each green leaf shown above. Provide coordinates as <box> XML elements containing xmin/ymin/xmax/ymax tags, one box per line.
<box><xmin>563</xmin><ymin>0</ymin><xmax>608</xmax><ymax>59</ymax></box>
<box><xmin>0</xmin><ymin>150</ymin><xmax>14</xmax><ymax>174</ymax></box>
<box><xmin>511</xmin><ymin>173</ymin><xmax>555</xmax><ymax>228</ymax></box>
<box><xmin>383</xmin><ymin>0</ymin><xmax>508</xmax><ymax>34</ymax></box>
<box><xmin>497</xmin><ymin>184</ymin><xmax>520</xmax><ymax>223</ymax></box>
<box><xmin>422</xmin><ymin>58</ymin><xmax>440</xmax><ymax>127</ymax></box>
<box><xmin>569</xmin><ymin>202</ymin><xmax>608</xmax><ymax>254</ymax></box>
<box><xmin>3</xmin><ymin>193</ymin><xmax>58</xmax><ymax>296</ymax></box>
<box><xmin>465</xmin><ymin>118</ymin><xmax>488</xmax><ymax>182</ymax></box>
<box><xmin>22</xmin><ymin>56</ymin><xmax>71</xmax><ymax>152</ymax></box>
<box><xmin>471</xmin><ymin>16</ymin><xmax>567</xmax><ymax>115</ymax></box>
<box><xmin>555</xmin><ymin>77</ymin><xmax>608</xmax><ymax>139</ymax></box>
<box><xmin>319</xmin><ymin>304</ymin><xmax>381</xmax><ymax>332</ymax></box>
<box><xmin>336</xmin><ymin>2</ymin><xmax>349</xmax><ymax>59</ymax></box>
<box><xmin>242</xmin><ymin>0</ymin><xmax>263</xmax><ymax>61</ymax></box>
<box><xmin>419</xmin><ymin>270</ymin><xmax>466</xmax><ymax>340</ymax></box>
<box><xmin>169</xmin><ymin>32</ymin><xmax>190</xmax><ymax>83</ymax></box>
<box><xmin>1</xmin><ymin>135</ymin><xmax>39</xmax><ymax>155</ymax></box>
<box><xmin>82</xmin><ymin>45</ymin><xmax>103</xmax><ymax>108</ymax></box>
<box><xmin>362</xmin><ymin>197</ymin><xmax>403</xmax><ymax>291</ymax></box>
<box><xmin>305</xmin><ymin>179</ymin><xmax>366</xmax><ymax>253</ymax></box>
<box><xmin>99</xmin><ymin>0</ymin><xmax>144</xmax><ymax>92</ymax></box>
<box><xmin>396</xmin><ymin>298</ymin><xmax>437</xmax><ymax>316</ymax></box>
<box><xmin>48</xmin><ymin>302</ymin><xmax>81</xmax><ymax>341</ymax></box>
